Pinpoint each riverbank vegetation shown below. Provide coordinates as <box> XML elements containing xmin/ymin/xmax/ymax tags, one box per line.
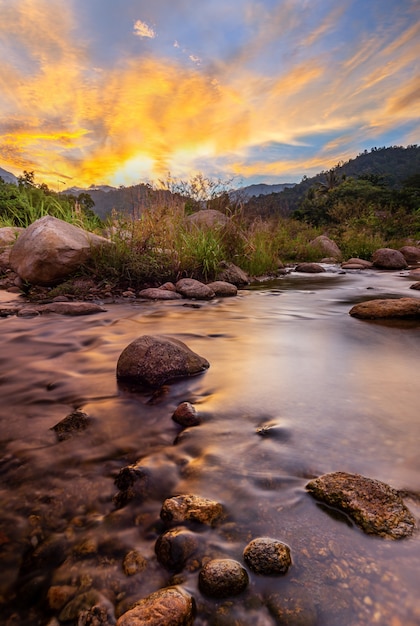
<box><xmin>1</xmin><ymin>145</ymin><xmax>419</xmax><ymax>288</ymax></box>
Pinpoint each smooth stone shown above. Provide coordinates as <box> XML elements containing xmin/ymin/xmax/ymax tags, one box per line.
<box><xmin>243</xmin><ymin>537</ymin><xmax>292</xmax><ymax>575</ymax></box>
<box><xmin>172</xmin><ymin>402</ymin><xmax>200</xmax><ymax>427</ymax></box>
<box><xmin>116</xmin><ymin>586</ymin><xmax>195</xmax><ymax>626</ymax></box>
<box><xmin>349</xmin><ymin>297</ymin><xmax>420</xmax><ymax>319</ymax></box>
<box><xmin>198</xmin><ymin>559</ymin><xmax>248</xmax><ymax>598</ymax></box>
<box><xmin>138</xmin><ymin>288</ymin><xmax>182</xmax><ymax>300</ymax></box>
<box><xmin>371</xmin><ymin>247</ymin><xmax>408</xmax><ymax>269</ymax></box>
<box><xmin>155</xmin><ymin>528</ymin><xmax>199</xmax><ymax>572</ymax></box>
<box><xmin>175</xmin><ymin>278</ymin><xmax>215</xmax><ymax>300</ymax></box>
<box><xmin>206</xmin><ymin>281</ymin><xmax>238</xmax><ymax>297</ymax></box>
<box><xmin>294</xmin><ymin>263</ymin><xmax>326</xmax><ymax>273</ymax></box>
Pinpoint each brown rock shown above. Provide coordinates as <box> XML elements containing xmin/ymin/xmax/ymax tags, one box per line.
<box><xmin>138</xmin><ymin>288</ymin><xmax>182</xmax><ymax>300</ymax></box>
<box><xmin>399</xmin><ymin>246</ymin><xmax>420</xmax><ymax>264</ymax></box>
<box><xmin>243</xmin><ymin>537</ymin><xmax>292</xmax><ymax>575</ymax></box>
<box><xmin>295</xmin><ymin>263</ymin><xmax>326</xmax><ymax>273</ymax></box>
<box><xmin>116</xmin><ymin>335</ymin><xmax>209</xmax><ymax>387</ymax></box>
<box><xmin>175</xmin><ymin>278</ymin><xmax>215</xmax><ymax>300</ymax></box>
<box><xmin>122</xmin><ymin>550</ymin><xmax>147</xmax><ymax>576</ymax></box>
<box><xmin>160</xmin><ymin>494</ymin><xmax>224</xmax><ymax>526</ymax></box>
<box><xmin>36</xmin><ymin>302</ymin><xmax>106</xmax><ymax>315</ymax></box>
<box><xmin>306</xmin><ymin>471</ymin><xmax>416</xmax><ymax>539</ymax></box>
<box><xmin>116</xmin><ymin>586</ymin><xmax>195</xmax><ymax>626</ymax></box>
<box><xmin>206</xmin><ymin>281</ymin><xmax>238</xmax><ymax>297</ymax></box>
<box><xmin>371</xmin><ymin>247</ymin><xmax>408</xmax><ymax>269</ymax></box>
<box><xmin>172</xmin><ymin>402</ymin><xmax>200</xmax><ymax>427</ymax></box>
<box><xmin>343</xmin><ymin>258</ymin><xmax>373</xmax><ymax>268</ymax></box>
<box><xmin>216</xmin><ymin>261</ymin><xmax>249</xmax><ymax>286</ymax></box>
<box><xmin>309</xmin><ymin>235</ymin><xmax>342</xmax><ymax>260</ymax></box>
<box><xmin>155</xmin><ymin>528</ymin><xmax>199</xmax><ymax>571</ymax></box>
<box><xmin>51</xmin><ymin>410</ymin><xmax>90</xmax><ymax>441</ymax></box>
<box><xmin>198</xmin><ymin>559</ymin><xmax>248</xmax><ymax>598</ymax></box>
<box><xmin>410</xmin><ymin>282</ymin><xmax>420</xmax><ymax>290</ymax></box>
<box><xmin>349</xmin><ymin>297</ymin><xmax>420</xmax><ymax>319</ymax></box>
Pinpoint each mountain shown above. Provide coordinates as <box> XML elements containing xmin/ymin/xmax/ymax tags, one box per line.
<box><xmin>233</xmin><ymin>182</ymin><xmax>295</xmax><ymax>199</ymax></box>
<box><xmin>0</xmin><ymin>166</ymin><xmax>18</xmax><ymax>184</ymax></box>
<box><xmin>244</xmin><ymin>145</ymin><xmax>420</xmax><ymax>217</ymax></box>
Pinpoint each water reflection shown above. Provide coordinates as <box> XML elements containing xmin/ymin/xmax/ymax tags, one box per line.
<box><xmin>0</xmin><ymin>269</ymin><xmax>419</xmax><ymax>625</ymax></box>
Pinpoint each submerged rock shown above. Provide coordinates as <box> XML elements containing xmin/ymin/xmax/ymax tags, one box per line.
<box><xmin>51</xmin><ymin>410</ymin><xmax>90</xmax><ymax>441</ymax></box>
<box><xmin>306</xmin><ymin>471</ymin><xmax>416</xmax><ymax>539</ymax></box>
<box><xmin>349</xmin><ymin>297</ymin><xmax>420</xmax><ymax>319</ymax></box>
<box><xmin>198</xmin><ymin>559</ymin><xmax>248</xmax><ymax>598</ymax></box>
<box><xmin>160</xmin><ymin>494</ymin><xmax>224</xmax><ymax>526</ymax></box>
<box><xmin>410</xmin><ymin>282</ymin><xmax>420</xmax><ymax>291</ymax></box>
<box><xmin>116</xmin><ymin>586</ymin><xmax>195</xmax><ymax>626</ymax></box>
<box><xmin>155</xmin><ymin>528</ymin><xmax>199</xmax><ymax>572</ymax></box>
<box><xmin>116</xmin><ymin>335</ymin><xmax>209</xmax><ymax>387</ymax></box>
<box><xmin>243</xmin><ymin>537</ymin><xmax>292</xmax><ymax>575</ymax></box>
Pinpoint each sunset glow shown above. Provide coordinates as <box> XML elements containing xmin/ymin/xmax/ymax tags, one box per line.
<box><xmin>0</xmin><ymin>0</ymin><xmax>418</xmax><ymax>188</ymax></box>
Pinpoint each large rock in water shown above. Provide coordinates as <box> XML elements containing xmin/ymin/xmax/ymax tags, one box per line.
<box><xmin>175</xmin><ymin>278</ymin><xmax>215</xmax><ymax>300</ymax></box>
<box><xmin>116</xmin><ymin>335</ymin><xmax>209</xmax><ymax>387</ymax></box>
<box><xmin>306</xmin><ymin>472</ymin><xmax>416</xmax><ymax>539</ymax></box>
<box><xmin>9</xmin><ymin>216</ymin><xmax>110</xmax><ymax>285</ymax></box>
<box><xmin>399</xmin><ymin>245</ymin><xmax>420</xmax><ymax>264</ymax></box>
<box><xmin>371</xmin><ymin>247</ymin><xmax>408</xmax><ymax>269</ymax></box>
<box><xmin>116</xmin><ymin>586</ymin><xmax>195</xmax><ymax>626</ymax></box>
<box><xmin>349</xmin><ymin>297</ymin><xmax>420</xmax><ymax>319</ymax></box>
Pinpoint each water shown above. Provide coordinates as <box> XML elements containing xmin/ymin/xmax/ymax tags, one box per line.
<box><xmin>0</xmin><ymin>268</ymin><xmax>419</xmax><ymax>625</ymax></box>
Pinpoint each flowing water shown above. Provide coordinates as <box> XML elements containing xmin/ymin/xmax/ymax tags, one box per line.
<box><xmin>0</xmin><ymin>268</ymin><xmax>419</xmax><ymax>625</ymax></box>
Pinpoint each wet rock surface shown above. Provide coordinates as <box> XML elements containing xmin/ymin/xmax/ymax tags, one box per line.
<box><xmin>116</xmin><ymin>335</ymin><xmax>210</xmax><ymax>387</ymax></box>
<box><xmin>155</xmin><ymin>528</ymin><xmax>199</xmax><ymax>572</ymax></box>
<box><xmin>306</xmin><ymin>471</ymin><xmax>416</xmax><ymax>539</ymax></box>
<box><xmin>294</xmin><ymin>262</ymin><xmax>326</xmax><ymax>273</ymax></box>
<box><xmin>349</xmin><ymin>297</ymin><xmax>420</xmax><ymax>319</ymax></box>
<box><xmin>51</xmin><ymin>410</ymin><xmax>91</xmax><ymax>441</ymax></box>
<box><xmin>116</xmin><ymin>586</ymin><xmax>195</xmax><ymax>626</ymax></box>
<box><xmin>172</xmin><ymin>402</ymin><xmax>200</xmax><ymax>427</ymax></box>
<box><xmin>243</xmin><ymin>537</ymin><xmax>292</xmax><ymax>575</ymax></box>
<box><xmin>198</xmin><ymin>559</ymin><xmax>249</xmax><ymax>598</ymax></box>
<box><xmin>160</xmin><ymin>494</ymin><xmax>224</xmax><ymax>526</ymax></box>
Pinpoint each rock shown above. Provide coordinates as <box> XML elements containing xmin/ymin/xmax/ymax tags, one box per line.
<box><xmin>410</xmin><ymin>282</ymin><xmax>420</xmax><ymax>290</ymax></box>
<box><xmin>371</xmin><ymin>248</ymin><xmax>408</xmax><ymax>270</ymax></box>
<box><xmin>309</xmin><ymin>235</ymin><xmax>342</xmax><ymax>260</ymax></box>
<box><xmin>186</xmin><ymin>209</ymin><xmax>229</xmax><ymax>229</ymax></box>
<box><xmin>294</xmin><ymin>263</ymin><xmax>326</xmax><ymax>273</ymax></box>
<box><xmin>116</xmin><ymin>586</ymin><xmax>195</xmax><ymax>626</ymax></box>
<box><xmin>159</xmin><ymin>282</ymin><xmax>177</xmax><ymax>291</ymax></box>
<box><xmin>47</xmin><ymin>585</ymin><xmax>77</xmax><ymax>610</ymax></box>
<box><xmin>216</xmin><ymin>261</ymin><xmax>249</xmax><ymax>286</ymax></box>
<box><xmin>306</xmin><ymin>471</ymin><xmax>416</xmax><ymax>539</ymax></box>
<box><xmin>243</xmin><ymin>537</ymin><xmax>292</xmax><ymax>575</ymax></box>
<box><xmin>155</xmin><ymin>528</ymin><xmax>199</xmax><ymax>571</ymax></box>
<box><xmin>51</xmin><ymin>410</ymin><xmax>90</xmax><ymax>441</ymax></box>
<box><xmin>206</xmin><ymin>281</ymin><xmax>238</xmax><ymax>297</ymax></box>
<box><xmin>77</xmin><ymin>604</ymin><xmax>116</xmax><ymax>626</ymax></box>
<box><xmin>138</xmin><ymin>288</ymin><xmax>182</xmax><ymax>300</ymax></box>
<box><xmin>59</xmin><ymin>591</ymin><xmax>113</xmax><ymax>623</ymax></box>
<box><xmin>172</xmin><ymin>402</ymin><xmax>200</xmax><ymax>427</ymax></box>
<box><xmin>341</xmin><ymin>258</ymin><xmax>373</xmax><ymax>269</ymax></box>
<box><xmin>409</xmin><ymin>269</ymin><xmax>420</xmax><ymax>280</ymax></box>
<box><xmin>160</xmin><ymin>494</ymin><xmax>224</xmax><ymax>526</ymax></box>
<box><xmin>399</xmin><ymin>246</ymin><xmax>420</xmax><ymax>264</ymax></box>
<box><xmin>116</xmin><ymin>335</ymin><xmax>210</xmax><ymax>387</ymax></box>
<box><xmin>349</xmin><ymin>297</ymin><xmax>420</xmax><ymax>319</ymax></box>
<box><xmin>0</xmin><ymin>226</ymin><xmax>24</xmax><ymax>246</ymax></box>
<box><xmin>9</xmin><ymin>216</ymin><xmax>110</xmax><ymax>285</ymax></box>
<box><xmin>122</xmin><ymin>550</ymin><xmax>147</xmax><ymax>576</ymax></box>
<box><xmin>175</xmin><ymin>278</ymin><xmax>215</xmax><ymax>300</ymax></box>
<box><xmin>198</xmin><ymin>559</ymin><xmax>249</xmax><ymax>598</ymax></box>
<box><xmin>266</xmin><ymin>590</ymin><xmax>318</xmax><ymax>626</ymax></box>
<box><xmin>36</xmin><ymin>302</ymin><xmax>106</xmax><ymax>315</ymax></box>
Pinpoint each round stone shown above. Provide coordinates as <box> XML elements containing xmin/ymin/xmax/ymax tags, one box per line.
<box><xmin>243</xmin><ymin>537</ymin><xmax>292</xmax><ymax>575</ymax></box>
<box><xmin>198</xmin><ymin>559</ymin><xmax>248</xmax><ymax>598</ymax></box>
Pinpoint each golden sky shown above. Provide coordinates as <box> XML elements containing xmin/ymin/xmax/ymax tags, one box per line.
<box><xmin>0</xmin><ymin>0</ymin><xmax>419</xmax><ymax>189</ymax></box>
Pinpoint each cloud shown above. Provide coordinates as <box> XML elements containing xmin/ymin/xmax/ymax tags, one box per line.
<box><xmin>133</xmin><ymin>19</ymin><xmax>156</xmax><ymax>39</ymax></box>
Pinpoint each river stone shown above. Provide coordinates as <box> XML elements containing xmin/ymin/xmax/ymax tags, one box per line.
<box><xmin>309</xmin><ymin>235</ymin><xmax>342</xmax><ymax>260</ymax></box>
<box><xmin>160</xmin><ymin>494</ymin><xmax>224</xmax><ymax>526</ymax></box>
<box><xmin>216</xmin><ymin>261</ymin><xmax>249</xmax><ymax>286</ymax></box>
<box><xmin>116</xmin><ymin>335</ymin><xmax>210</xmax><ymax>387</ymax></box>
<box><xmin>122</xmin><ymin>550</ymin><xmax>147</xmax><ymax>576</ymax></box>
<box><xmin>37</xmin><ymin>302</ymin><xmax>106</xmax><ymax>315</ymax></box>
<box><xmin>409</xmin><ymin>269</ymin><xmax>420</xmax><ymax>280</ymax></box>
<box><xmin>349</xmin><ymin>297</ymin><xmax>420</xmax><ymax>319</ymax></box>
<box><xmin>155</xmin><ymin>528</ymin><xmax>199</xmax><ymax>571</ymax></box>
<box><xmin>371</xmin><ymin>247</ymin><xmax>408</xmax><ymax>269</ymax></box>
<box><xmin>198</xmin><ymin>559</ymin><xmax>248</xmax><ymax>598</ymax></box>
<box><xmin>399</xmin><ymin>245</ymin><xmax>420</xmax><ymax>264</ymax></box>
<box><xmin>243</xmin><ymin>537</ymin><xmax>292</xmax><ymax>575</ymax></box>
<box><xmin>344</xmin><ymin>257</ymin><xmax>373</xmax><ymax>268</ymax></box>
<box><xmin>9</xmin><ymin>215</ymin><xmax>110</xmax><ymax>285</ymax></box>
<box><xmin>172</xmin><ymin>402</ymin><xmax>200</xmax><ymax>427</ymax></box>
<box><xmin>116</xmin><ymin>586</ymin><xmax>195</xmax><ymax>626</ymax></box>
<box><xmin>306</xmin><ymin>471</ymin><xmax>416</xmax><ymax>539</ymax></box>
<box><xmin>175</xmin><ymin>278</ymin><xmax>215</xmax><ymax>300</ymax></box>
<box><xmin>410</xmin><ymin>282</ymin><xmax>420</xmax><ymax>290</ymax></box>
<box><xmin>138</xmin><ymin>288</ymin><xmax>182</xmax><ymax>300</ymax></box>
<box><xmin>294</xmin><ymin>263</ymin><xmax>326</xmax><ymax>273</ymax></box>
<box><xmin>206</xmin><ymin>280</ymin><xmax>238</xmax><ymax>297</ymax></box>
<box><xmin>51</xmin><ymin>410</ymin><xmax>90</xmax><ymax>441</ymax></box>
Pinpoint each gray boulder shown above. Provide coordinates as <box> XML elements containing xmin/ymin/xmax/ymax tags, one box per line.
<box><xmin>372</xmin><ymin>248</ymin><xmax>408</xmax><ymax>270</ymax></box>
<box><xmin>309</xmin><ymin>235</ymin><xmax>342</xmax><ymax>260</ymax></box>
<box><xmin>349</xmin><ymin>297</ymin><xmax>420</xmax><ymax>319</ymax></box>
<box><xmin>116</xmin><ymin>335</ymin><xmax>209</xmax><ymax>387</ymax></box>
<box><xmin>9</xmin><ymin>216</ymin><xmax>110</xmax><ymax>285</ymax></box>
<box><xmin>175</xmin><ymin>278</ymin><xmax>215</xmax><ymax>300</ymax></box>
<box><xmin>116</xmin><ymin>587</ymin><xmax>194</xmax><ymax>626</ymax></box>
<box><xmin>306</xmin><ymin>471</ymin><xmax>416</xmax><ymax>539</ymax></box>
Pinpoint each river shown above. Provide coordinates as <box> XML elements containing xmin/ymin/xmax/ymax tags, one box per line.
<box><xmin>0</xmin><ymin>268</ymin><xmax>419</xmax><ymax>625</ymax></box>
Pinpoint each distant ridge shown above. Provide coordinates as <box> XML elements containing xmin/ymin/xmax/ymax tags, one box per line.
<box><xmin>0</xmin><ymin>166</ymin><xmax>18</xmax><ymax>184</ymax></box>
<box><xmin>233</xmin><ymin>182</ymin><xmax>295</xmax><ymax>199</ymax></box>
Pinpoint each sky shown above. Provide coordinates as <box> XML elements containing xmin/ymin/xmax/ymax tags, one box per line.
<box><xmin>0</xmin><ymin>0</ymin><xmax>419</xmax><ymax>190</ymax></box>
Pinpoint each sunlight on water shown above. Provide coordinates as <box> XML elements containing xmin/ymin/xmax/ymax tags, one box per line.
<box><xmin>0</xmin><ymin>269</ymin><xmax>419</xmax><ymax>625</ymax></box>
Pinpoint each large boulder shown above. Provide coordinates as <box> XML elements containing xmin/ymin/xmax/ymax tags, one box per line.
<box><xmin>216</xmin><ymin>261</ymin><xmax>249</xmax><ymax>286</ymax></box>
<box><xmin>371</xmin><ymin>248</ymin><xmax>408</xmax><ymax>270</ymax></box>
<box><xmin>116</xmin><ymin>587</ymin><xmax>194</xmax><ymax>626</ymax></box>
<box><xmin>306</xmin><ymin>472</ymin><xmax>416</xmax><ymax>539</ymax></box>
<box><xmin>206</xmin><ymin>281</ymin><xmax>237</xmax><ymax>297</ymax></box>
<box><xmin>175</xmin><ymin>278</ymin><xmax>215</xmax><ymax>300</ymax></box>
<box><xmin>116</xmin><ymin>335</ymin><xmax>209</xmax><ymax>387</ymax></box>
<box><xmin>309</xmin><ymin>235</ymin><xmax>342</xmax><ymax>260</ymax></box>
<box><xmin>349</xmin><ymin>297</ymin><xmax>420</xmax><ymax>319</ymax></box>
<box><xmin>186</xmin><ymin>209</ymin><xmax>229</xmax><ymax>229</ymax></box>
<box><xmin>399</xmin><ymin>246</ymin><xmax>420</xmax><ymax>264</ymax></box>
<box><xmin>9</xmin><ymin>216</ymin><xmax>110</xmax><ymax>285</ymax></box>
